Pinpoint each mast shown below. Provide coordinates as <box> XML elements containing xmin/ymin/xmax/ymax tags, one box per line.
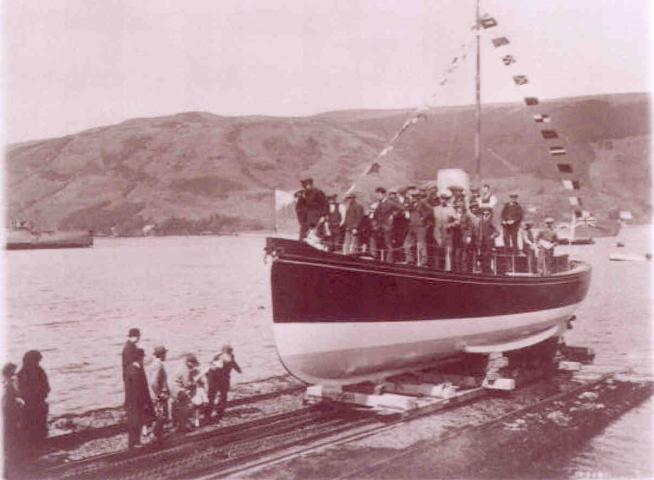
<box><xmin>474</xmin><ymin>0</ymin><xmax>482</xmax><ymax>182</ymax></box>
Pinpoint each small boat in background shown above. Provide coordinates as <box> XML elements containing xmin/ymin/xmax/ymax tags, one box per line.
<box><xmin>6</xmin><ymin>227</ymin><xmax>93</xmax><ymax>250</ymax></box>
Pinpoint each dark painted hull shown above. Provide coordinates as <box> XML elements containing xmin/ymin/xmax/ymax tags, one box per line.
<box><xmin>266</xmin><ymin>237</ymin><xmax>591</xmax><ymax>385</ymax></box>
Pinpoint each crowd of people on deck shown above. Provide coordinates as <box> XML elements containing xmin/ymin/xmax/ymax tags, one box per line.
<box><xmin>3</xmin><ymin>330</ymin><xmax>242</xmax><ymax>475</ymax></box>
<box><xmin>294</xmin><ymin>177</ymin><xmax>560</xmax><ymax>275</ymax></box>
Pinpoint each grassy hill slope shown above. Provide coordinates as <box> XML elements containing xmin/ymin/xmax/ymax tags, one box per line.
<box><xmin>6</xmin><ymin>92</ymin><xmax>650</xmax><ymax>235</ymax></box>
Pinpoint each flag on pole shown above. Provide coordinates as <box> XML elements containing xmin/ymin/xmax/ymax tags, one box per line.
<box><xmin>513</xmin><ymin>75</ymin><xmax>529</xmax><ymax>86</ymax></box>
<box><xmin>492</xmin><ymin>37</ymin><xmax>510</xmax><ymax>47</ymax></box>
<box><xmin>557</xmin><ymin>163</ymin><xmax>573</xmax><ymax>174</ymax></box>
<box><xmin>480</xmin><ymin>15</ymin><xmax>497</xmax><ymax>29</ymax></box>
<box><xmin>541</xmin><ymin>129</ymin><xmax>559</xmax><ymax>139</ymax></box>
<box><xmin>549</xmin><ymin>146</ymin><xmax>567</xmax><ymax>156</ymax></box>
<box><xmin>533</xmin><ymin>114</ymin><xmax>551</xmax><ymax>123</ymax></box>
<box><xmin>365</xmin><ymin>162</ymin><xmax>381</xmax><ymax>175</ymax></box>
<box><xmin>501</xmin><ymin>54</ymin><xmax>516</xmax><ymax>66</ymax></box>
<box><xmin>524</xmin><ymin>97</ymin><xmax>539</xmax><ymax>106</ymax></box>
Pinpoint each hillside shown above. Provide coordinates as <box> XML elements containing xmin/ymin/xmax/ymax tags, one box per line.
<box><xmin>5</xmin><ymin>92</ymin><xmax>651</xmax><ymax>235</ymax></box>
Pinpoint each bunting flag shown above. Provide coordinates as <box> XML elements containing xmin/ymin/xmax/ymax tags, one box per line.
<box><xmin>480</xmin><ymin>15</ymin><xmax>498</xmax><ymax>29</ymax></box>
<box><xmin>578</xmin><ymin>211</ymin><xmax>597</xmax><ymax>227</ymax></box>
<box><xmin>541</xmin><ymin>129</ymin><xmax>559</xmax><ymax>139</ymax></box>
<box><xmin>485</xmin><ymin>11</ymin><xmax>589</xmax><ymax>222</ymax></box>
<box><xmin>513</xmin><ymin>75</ymin><xmax>529</xmax><ymax>86</ymax></box>
<box><xmin>568</xmin><ymin>196</ymin><xmax>582</xmax><ymax>207</ymax></box>
<box><xmin>492</xmin><ymin>37</ymin><xmax>510</xmax><ymax>48</ymax></box>
<box><xmin>365</xmin><ymin>162</ymin><xmax>381</xmax><ymax>175</ymax></box>
<box><xmin>344</xmin><ymin>37</ymin><xmax>475</xmax><ymax>196</ymax></box>
<box><xmin>549</xmin><ymin>146</ymin><xmax>567</xmax><ymax>156</ymax></box>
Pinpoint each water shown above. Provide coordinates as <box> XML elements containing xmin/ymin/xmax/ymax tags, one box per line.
<box><xmin>4</xmin><ymin>227</ymin><xmax>652</xmax><ymax>476</ymax></box>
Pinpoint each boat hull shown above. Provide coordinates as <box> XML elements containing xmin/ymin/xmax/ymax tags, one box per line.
<box><xmin>6</xmin><ymin>230</ymin><xmax>93</xmax><ymax>250</ymax></box>
<box><xmin>267</xmin><ymin>237</ymin><xmax>591</xmax><ymax>385</ymax></box>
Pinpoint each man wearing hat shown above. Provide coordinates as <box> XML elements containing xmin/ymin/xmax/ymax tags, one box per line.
<box><xmin>149</xmin><ymin>346</ymin><xmax>170</xmax><ymax>442</ymax></box>
<box><xmin>299</xmin><ymin>178</ymin><xmax>328</xmax><ymax>241</ymax></box>
<box><xmin>371</xmin><ymin>187</ymin><xmax>404</xmax><ymax>263</ymax></box>
<box><xmin>122</xmin><ymin>328</ymin><xmax>141</xmax><ymax>403</ymax></box>
<box><xmin>403</xmin><ymin>189</ymin><xmax>433</xmax><ymax>267</ymax></box>
<box><xmin>206</xmin><ymin>345</ymin><xmax>242</xmax><ymax>421</ymax></box>
<box><xmin>500</xmin><ymin>193</ymin><xmax>524</xmax><ymax>251</ymax></box>
<box><xmin>432</xmin><ymin>190</ymin><xmax>456</xmax><ymax>270</ymax></box>
<box><xmin>475</xmin><ymin>207</ymin><xmax>499</xmax><ymax>273</ymax></box>
<box><xmin>323</xmin><ymin>194</ymin><xmax>343</xmax><ymax>252</ymax></box>
<box><xmin>342</xmin><ymin>193</ymin><xmax>365</xmax><ymax>254</ymax></box>
<box><xmin>172</xmin><ymin>354</ymin><xmax>201</xmax><ymax>432</ymax></box>
<box><xmin>520</xmin><ymin>221</ymin><xmax>537</xmax><ymax>273</ymax></box>
<box><xmin>536</xmin><ymin>217</ymin><xmax>559</xmax><ymax>275</ymax></box>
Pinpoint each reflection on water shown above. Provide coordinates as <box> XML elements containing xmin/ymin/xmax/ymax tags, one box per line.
<box><xmin>4</xmin><ymin>226</ymin><xmax>652</xmax><ymax>475</ymax></box>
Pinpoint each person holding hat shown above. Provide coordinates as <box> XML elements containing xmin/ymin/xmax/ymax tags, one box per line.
<box><xmin>149</xmin><ymin>346</ymin><xmax>170</xmax><ymax>442</ymax></box>
<box><xmin>342</xmin><ymin>193</ymin><xmax>365</xmax><ymax>254</ymax></box>
<box><xmin>500</xmin><ymin>193</ymin><xmax>524</xmax><ymax>251</ymax></box>
<box><xmin>206</xmin><ymin>345</ymin><xmax>242</xmax><ymax>421</ymax></box>
<box><xmin>536</xmin><ymin>217</ymin><xmax>559</xmax><ymax>275</ymax></box>
<box><xmin>17</xmin><ymin>350</ymin><xmax>50</xmax><ymax>447</ymax></box>
<box><xmin>298</xmin><ymin>178</ymin><xmax>328</xmax><ymax>241</ymax></box>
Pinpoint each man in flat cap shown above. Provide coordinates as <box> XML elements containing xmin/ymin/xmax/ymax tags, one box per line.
<box><xmin>536</xmin><ymin>217</ymin><xmax>559</xmax><ymax>275</ymax></box>
<box><xmin>370</xmin><ymin>187</ymin><xmax>404</xmax><ymax>262</ymax></box>
<box><xmin>149</xmin><ymin>346</ymin><xmax>170</xmax><ymax>442</ymax></box>
<box><xmin>432</xmin><ymin>190</ymin><xmax>456</xmax><ymax>270</ymax></box>
<box><xmin>342</xmin><ymin>193</ymin><xmax>365</xmax><ymax>254</ymax></box>
<box><xmin>500</xmin><ymin>193</ymin><xmax>524</xmax><ymax>251</ymax></box>
<box><xmin>298</xmin><ymin>178</ymin><xmax>328</xmax><ymax>242</ymax></box>
<box><xmin>323</xmin><ymin>194</ymin><xmax>344</xmax><ymax>252</ymax></box>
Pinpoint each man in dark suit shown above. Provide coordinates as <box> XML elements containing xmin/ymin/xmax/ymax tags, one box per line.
<box><xmin>500</xmin><ymin>193</ymin><xmax>524</xmax><ymax>251</ymax></box>
<box><xmin>371</xmin><ymin>187</ymin><xmax>404</xmax><ymax>263</ymax></box>
<box><xmin>299</xmin><ymin>178</ymin><xmax>328</xmax><ymax>240</ymax></box>
<box><xmin>122</xmin><ymin>328</ymin><xmax>140</xmax><ymax>403</ymax></box>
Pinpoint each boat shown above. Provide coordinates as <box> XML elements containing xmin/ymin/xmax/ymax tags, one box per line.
<box><xmin>6</xmin><ymin>228</ymin><xmax>93</xmax><ymax>250</ymax></box>
<box><xmin>265</xmin><ymin>2</ymin><xmax>592</xmax><ymax>386</ymax></box>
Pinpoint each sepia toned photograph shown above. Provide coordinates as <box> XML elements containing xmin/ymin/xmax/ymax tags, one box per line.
<box><xmin>2</xmin><ymin>0</ymin><xmax>652</xmax><ymax>478</ymax></box>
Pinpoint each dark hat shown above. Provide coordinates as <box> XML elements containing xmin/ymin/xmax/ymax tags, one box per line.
<box><xmin>153</xmin><ymin>345</ymin><xmax>167</xmax><ymax>357</ymax></box>
<box><xmin>23</xmin><ymin>350</ymin><xmax>42</xmax><ymax>366</ymax></box>
<box><xmin>128</xmin><ymin>328</ymin><xmax>141</xmax><ymax>337</ymax></box>
<box><xmin>301</xmin><ymin>177</ymin><xmax>314</xmax><ymax>186</ymax></box>
<box><xmin>294</xmin><ymin>190</ymin><xmax>304</xmax><ymax>198</ymax></box>
<box><xmin>375</xmin><ymin>187</ymin><xmax>387</xmax><ymax>194</ymax></box>
<box><xmin>327</xmin><ymin>194</ymin><xmax>337</xmax><ymax>201</ymax></box>
<box><xmin>185</xmin><ymin>353</ymin><xmax>199</xmax><ymax>366</ymax></box>
<box><xmin>509</xmin><ymin>193</ymin><xmax>519</xmax><ymax>198</ymax></box>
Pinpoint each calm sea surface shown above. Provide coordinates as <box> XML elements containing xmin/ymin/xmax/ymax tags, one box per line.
<box><xmin>4</xmin><ymin>226</ymin><xmax>652</xmax><ymax>476</ymax></box>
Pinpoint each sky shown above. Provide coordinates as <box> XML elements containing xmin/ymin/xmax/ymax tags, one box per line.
<box><xmin>3</xmin><ymin>0</ymin><xmax>651</xmax><ymax>143</ymax></box>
